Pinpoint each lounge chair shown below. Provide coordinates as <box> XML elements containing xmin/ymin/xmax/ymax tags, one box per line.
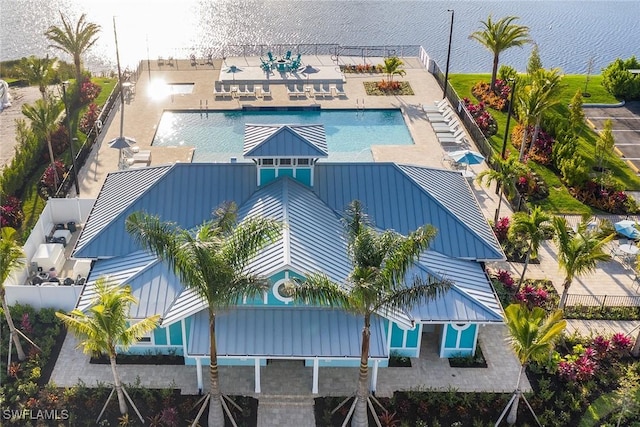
<box><xmin>422</xmin><ymin>99</ymin><xmax>449</xmax><ymax>113</ymax></box>
<box><xmin>312</xmin><ymin>83</ymin><xmax>324</xmax><ymax>98</ymax></box>
<box><xmin>260</xmin><ymin>83</ymin><xmax>272</xmax><ymax>99</ymax></box>
<box><xmin>331</xmin><ymin>83</ymin><xmax>346</xmax><ymax>97</ymax></box>
<box><xmin>295</xmin><ymin>83</ymin><xmax>307</xmax><ymax>98</ymax></box>
<box><xmin>238</xmin><ymin>84</ymin><xmax>255</xmax><ymax>98</ymax></box>
<box><xmin>427</xmin><ymin>109</ymin><xmax>456</xmax><ymax>123</ymax></box>
<box><xmin>214</xmin><ymin>81</ymin><xmax>229</xmax><ymax>99</ymax></box>
<box><xmin>432</xmin><ymin>119</ymin><xmax>462</xmax><ymax>133</ymax></box>
<box><xmin>206</xmin><ymin>53</ymin><xmax>213</xmax><ymax>65</ymax></box>
<box><xmin>123</xmin><ymin>148</ymin><xmax>151</xmax><ymax>165</ymax></box>
<box><xmin>287</xmin><ymin>84</ymin><xmax>298</xmax><ymax>99</ymax></box>
<box><xmin>321</xmin><ymin>83</ymin><xmax>332</xmax><ymax>98</ymax></box>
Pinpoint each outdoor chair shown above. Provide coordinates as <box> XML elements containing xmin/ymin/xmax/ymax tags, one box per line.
<box><xmin>260</xmin><ymin>84</ymin><xmax>272</xmax><ymax>99</ymax></box>
<box><xmin>331</xmin><ymin>83</ymin><xmax>346</xmax><ymax>97</ymax></box>
<box><xmin>422</xmin><ymin>99</ymin><xmax>449</xmax><ymax>113</ymax></box>
<box><xmin>284</xmin><ymin>50</ymin><xmax>292</xmax><ymax>61</ymax></box>
<box><xmin>267</xmin><ymin>51</ymin><xmax>276</xmax><ymax>62</ymax></box>
<box><xmin>290</xmin><ymin>54</ymin><xmax>302</xmax><ymax>71</ymax></box>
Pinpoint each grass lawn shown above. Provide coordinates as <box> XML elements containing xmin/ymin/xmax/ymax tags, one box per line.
<box><xmin>449</xmin><ymin>73</ymin><xmax>640</xmax><ymax>214</ymax></box>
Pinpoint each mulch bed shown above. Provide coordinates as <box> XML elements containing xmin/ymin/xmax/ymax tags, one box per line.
<box><xmin>363</xmin><ymin>81</ymin><xmax>414</xmax><ymax>96</ymax></box>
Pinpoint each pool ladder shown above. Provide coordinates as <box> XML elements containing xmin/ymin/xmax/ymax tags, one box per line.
<box><xmin>199</xmin><ymin>99</ymin><xmax>208</xmax><ymax>117</ymax></box>
<box><xmin>356</xmin><ymin>98</ymin><xmax>365</xmax><ymax>110</ymax></box>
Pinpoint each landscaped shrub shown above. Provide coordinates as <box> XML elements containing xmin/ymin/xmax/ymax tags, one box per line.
<box><xmin>492</xmin><ymin>216</ymin><xmax>510</xmax><ymax>242</ymax></box>
<box><xmin>47</xmin><ymin>125</ymin><xmax>70</xmax><ymax>158</ymax></box>
<box><xmin>79</xmin><ymin>102</ymin><xmax>99</xmax><ymax>135</ymax></box>
<box><xmin>471</xmin><ymin>80</ymin><xmax>511</xmax><ymax>111</ymax></box>
<box><xmin>0</xmin><ymin>120</ymin><xmax>44</xmax><ymax>198</ymax></box>
<box><xmin>79</xmin><ymin>78</ymin><xmax>101</xmax><ymax>105</ymax></box>
<box><xmin>569</xmin><ymin>180</ymin><xmax>638</xmax><ymax>214</ymax></box>
<box><xmin>514</xmin><ymin>284</ymin><xmax>550</xmax><ymax>310</ymax></box>
<box><xmin>558</xmin><ymin>345</ymin><xmax>599</xmax><ymax>382</ymax></box>
<box><xmin>564</xmin><ymin>305</ymin><xmax>640</xmax><ymax>320</ymax></box>
<box><xmin>516</xmin><ymin>169</ymin><xmax>549</xmax><ymax>201</ymax></box>
<box><xmin>0</xmin><ymin>195</ymin><xmax>25</xmax><ymax>228</ymax></box>
<box><xmin>512</xmin><ymin>123</ymin><xmax>556</xmax><ymax>165</ymax></box>
<box><xmin>601</xmin><ymin>56</ymin><xmax>640</xmax><ymax>100</ymax></box>
<box><xmin>462</xmin><ymin>98</ymin><xmax>498</xmax><ymax>137</ymax></box>
<box><xmin>37</xmin><ymin>160</ymin><xmax>67</xmax><ymax>199</ymax></box>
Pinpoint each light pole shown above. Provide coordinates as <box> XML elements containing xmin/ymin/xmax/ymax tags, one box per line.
<box><xmin>443</xmin><ymin>9</ymin><xmax>454</xmax><ymax>99</ymax></box>
<box><xmin>500</xmin><ymin>78</ymin><xmax>517</xmax><ymax>159</ymax></box>
<box><xmin>61</xmin><ymin>81</ymin><xmax>80</xmax><ymax>196</ymax></box>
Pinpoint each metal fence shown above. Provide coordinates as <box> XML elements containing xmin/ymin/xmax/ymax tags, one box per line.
<box><xmin>54</xmin><ymin>83</ymin><xmax>121</xmax><ymax>197</ymax></box>
<box><xmin>565</xmin><ymin>293</ymin><xmax>640</xmax><ymax>308</ymax></box>
<box><xmin>431</xmin><ymin>61</ymin><xmax>530</xmax><ymax>215</ymax></box>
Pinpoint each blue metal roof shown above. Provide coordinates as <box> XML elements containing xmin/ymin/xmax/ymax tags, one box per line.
<box><xmin>408</xmin><ymin>251</ymin><xmax>503</xmax><ymax>323</ymax></box>
<box><xmin>243</xmin><ymin>124</ymin><xmax>328</xmax><ymax>158</ymax></box>
<box><xmin>188</xmin><ymin>307</ymin><xmax>388</xmax><ymax>359</ymax></box>
<box><xmin>73</xmin><ymin>163</ymin><xmax>258</xmax><ymax>259</ymax></box>
<box><xmin>79</xmin><ymin>251</ymin><xmax>182</xmax><ymax>320</ymax></box>
<box><xmin>237</xmin><ymin>177</ymin><xmax>351</xmax><ymax>283</ymax></box>
<box><xmin>313</xmin><ymin>163</ymin><xmax>504</xmax><ymax>261</ymax></box>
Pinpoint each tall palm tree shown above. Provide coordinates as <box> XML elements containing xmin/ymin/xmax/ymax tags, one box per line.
<box><xmin>501</xmin><ymin>303</ymin><xmax>566</xmax><ymax>425</ymax></box>
<box><xmin>56</xmin><ymin>277</ymin><xmax>159</xmax><ymax>416</ymax></box>
<box><xmin>126</xmin><ymin>202</ymin><xmax>280</xmax><ymax>427</ymax></box>
<box><xmin>508</xmin><ymin>206</ymin><xmax>552</xmax><ymax>291</ymax></box>
<box><xmin>289</xmin><ymin>200</ymin><xmax>450</xmax><ymax>427</ymax></box>
<box><xmin>16</xmin><ymin>55</ymin><xmax>54</xmax><ymax>100</ymax></box>
<box><xmin>45</xmin><ymin>12</ymin><xmax>100</xmax><ymax>89</ymax></box>
<box><xmin>552</xmin><ymin>217</ymin><xmax>614</xmax><ymax>309</ymax></box>
<box><xmin>0</xmin><ymin>227</ymin><xmax>27</xmax><ymax>361</ymax></box>
<box><xmin>22</xmin><ymin>98</ymin><xmax>64</xmax><ymax>188</ymax></box>
<box><xmin>525</xmin><ymin>68</ymin><xmax>563</xmax><ymax>158</ymax></box>
<box><xmin>381</xmin><ymin>56</ymin><xmax>406</xmax><ymax>83</ymax></box>
<box><xmin>469</xmin><ymin>15</ymin><xmax>531</xmax><ymax>91</ymax></box>
<box><xmin>476</xmin><ymin>154</ymin><xmax>527</xmax><ymax>223</ymax></box>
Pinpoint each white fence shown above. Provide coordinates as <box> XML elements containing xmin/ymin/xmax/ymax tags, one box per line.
<box><xmin>4</xmin><ymin>198</ymin><xmax>95</xmax><ymax>311</ymax></box>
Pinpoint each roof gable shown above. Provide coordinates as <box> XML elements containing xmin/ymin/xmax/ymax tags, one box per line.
<box><xmin>313</xmin><ymin>163</ymin><xmax>504</xmax><ymax>260</ymax></box>
<box><xmin>243</xmin><ymin>124</ymin><xmax>328</xmax><ymax>158</ymax></box>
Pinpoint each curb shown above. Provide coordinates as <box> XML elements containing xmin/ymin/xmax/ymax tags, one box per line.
<box><xmin>583</xmin><ymin>100</ymin><xmax>626</xmax><ymax>108</ymax></box>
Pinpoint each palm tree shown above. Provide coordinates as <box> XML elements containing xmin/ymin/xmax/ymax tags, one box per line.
<box><xmin>56</xmin><ymin>277</ymin><xmax>159</xmax><ymax>417</ymax></box>
<box><xmin>126</xmin><ymin>202</ymin><xmax>280</xmax><ymax>427</ymax></box>
<box><xmin>508</xmin><ymin>206</ymin><xmax>552</xmax><ymax>291</ymax></box>
<box><xmin>525</xmin><ymin>69</ymin><xmax>563</xmax><ymax>158</ymax></box>
<box><xmin>501</xmin><ymin>303</ymin><xmax>566</xmax><ymax>425</ymax></box>
<box><xmin>469</xmin><ymin>15</ymin><xmax>531</xmax><ymax>91</ymax></box>
<box><xmin>476</xmin><ymin>154</ymin><xmax>527</xmax><ymax>223</ymax></box>
<box><xmin>16</xmin><ymin>55</ymin><xmax>54</xmax><ymax>100</ymax></box>
<box><xmin>22</xmin><ymin>98</ymin><xmax>64</xmax><ymax>188</ymax></box>
<box><xmin>552</xmin><ymin>217</ymin><xmax>614</xmax><ymax>309</ymax></box>
<box><xmin>381</xmin><ymin>56</ymin><xmax>406</xmax><ymax>83</ymax></box>
<box><xmin>0</xmin><ymin>227</ymin><xmax>27</xmax><ymax>361</ymax></box>
<box><xmin>288</xmin><ymin>200</ymin><xmax>450</xmax><ymax>427</ymax></box>
<box><xmin>45</xmin><ymin>12</ymin><xmax>100</xmax><ymax>89</ymax></box>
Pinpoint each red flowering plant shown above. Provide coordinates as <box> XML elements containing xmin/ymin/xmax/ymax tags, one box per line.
<box><xmin>47</xmin><ymin>125</ymin><xmax>69</xmax><ymax>158</ymax></box>
<box><xmin>79</xmin><ymin>103</ymin><xmax>100</xmax><ymax>135</ymax></box>
<box><xmin>511</xmin><ymin>124</ymin><xmax>556</xmax><ymax>165</ymax></box>
<box><xmin>515</xmin><ymin>170</ymin><xmax>549</xmax><ymax>201</ymax></box>
<box><xmin>471</xmin><ymin>80</ymin><xmax>510</xmax><ymax>111</ymax></box>
<box><xmin>37</xmin><ymin>160</ymin><xmax>67</xmax><ymax>199</ymax></box>
<box><xmin>558</xmin><ymin>345</ymin><xmax>599</xmax><ymax>382</ymax></box>
<box><xmin>514</xmin><ymin>284</ymin><xmax>549</xmax><ymax>310</ymax></box>
<box><xmin>493</xmin><ymin>216</ymin><xmax>510</xmax><ymax>242</ymax></box>
<box><xmin>570</xmin><ymin>180</ymin><xmax>637</xmax><ymax>214</ymax></box>
<box><xmin>462</xmin><ymin>98</ymin><xmax>498</xmax><ymax>137</ymax></box>
<box><xmin>0</xmin><ymin>195</ymin><xmax>25</xmax><ymax>228</ymax></box>
<box><xmin>79</xmin><ymin>78</ymin><xmax>101</xmax><ymax>105</ymax></box>
<box><xmin>609</xmin><ymin>332</ymin><xmax>633</xmax><ymax>358</ymax></box>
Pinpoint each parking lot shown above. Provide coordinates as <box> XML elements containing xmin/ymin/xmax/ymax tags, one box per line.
<box><xmin>585</xmin><ymin>101</ymin><xmax>640</xmax><ymax>171</ymax></box>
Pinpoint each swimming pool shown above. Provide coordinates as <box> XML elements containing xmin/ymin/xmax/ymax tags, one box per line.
<box><xmin>152</xmin><ymin>109</ymin><xmax>414</xmax><ymax>162</ymax></box>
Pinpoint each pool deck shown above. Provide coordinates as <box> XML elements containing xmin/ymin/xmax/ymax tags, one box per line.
<box><xmin>74</xmin><ymin>55</ymin><xmax>483</xmax><ymax>201</ymax></box>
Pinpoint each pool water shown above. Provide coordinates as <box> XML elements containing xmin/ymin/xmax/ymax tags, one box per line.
<box><xmin>152</xmin><ymin>109</ymin><xmax>414</xmax><ymax>162</ymax></box>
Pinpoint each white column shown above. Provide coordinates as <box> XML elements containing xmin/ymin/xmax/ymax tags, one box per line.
<box><xmin>312</xmin><ymin>358</ymin><xmax>319</xmax><ymax>394</ymax></box>
<box><xmin>254</xmin><ymin>358</ymin><xmax>261</xmax><ymax>394</ymax></box>
<box><xmin>370</xmin><ymin>360</ymin><xmax>379</xmax><ymax>392</ymax></box>
<box><xmin>196</xmin><ymin>358</ymin><xmax>203</xmax><ymax>393</ymax></box>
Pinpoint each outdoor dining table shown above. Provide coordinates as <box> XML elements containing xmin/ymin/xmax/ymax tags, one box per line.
<box><xmin>618</xmin><ymin>243</ymin><xmax>639</xmax><ymax>267</ymax></box>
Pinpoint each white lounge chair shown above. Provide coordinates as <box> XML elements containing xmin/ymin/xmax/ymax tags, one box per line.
<box><xmin>312</xmin><ymin>83</ymin><xmax>324</xmax><ymax>98</ymax></box>
<box><xmin>295</xmin><ymin>83</ymin><xmax>307</xmax><ymax>98</ymax></box>
<box><xmin>422</xmin><ymin>99</ymin><xmax>449</xmax><ymax>113</ymax></box>
<box><xmin>214</xmin><ymin>81</ymin><xmax>231</xmax><ymax>99</ymax></box>
<box><xmin>427</xmin><ymin>108</ymin><xmax>455</xmax><ymax>123</ymax></box>
<box><xmin>260</xmin><ymin>84</ymin><xmax>271</xmax><ymax>99</ymax></box>
<box><xmin>287</xmin><ymin>84</ymin><xmax>298</xmax><ymax>99</ymax></box>
<box><xmin>238</xmin><ymin>84</ymin><xmax>255</xmax><ymax>99</ymax></box>
<box><xmin>432</xmin><ymin>119</ymin><xmax>461</xmax><ymax>133</ymax></box>
<box><xmin>321</xmin><ymin>83</ymin><xmax>332</xmax><ymax>98</ymax></box>
<box><xmin>330</xmin><ymin>83</ymin><xmax>346</xmax><ymax>97</ymax></box>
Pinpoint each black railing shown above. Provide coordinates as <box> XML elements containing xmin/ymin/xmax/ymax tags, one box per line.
<box><xmin>55</xmin><ymin>83</ymin><xmax>121</xmax><ymax>197</ymax></box>
<box><xmin>565</xmin><ymin>294</ymin><xmax>640</xmax><ymax>308</ymax></box>
<box><xmin>432</xmin><ymin>60</ymin><xmax>530</xmax><ymax>215</ymax></box>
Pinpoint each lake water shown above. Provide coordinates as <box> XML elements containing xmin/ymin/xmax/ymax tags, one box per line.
<box><xmin>1</xmin><ymin>0</ymin><xmax>638</xmax><ymax>74</ymax></box>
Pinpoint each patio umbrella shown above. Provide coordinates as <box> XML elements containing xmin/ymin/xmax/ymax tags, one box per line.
<box><xmin>301</xmin><ymin>64</ymin><xmax>320</xmax><ymax>82</ymax></box>
<box><xmin>614</xmin><ymin>220</ymin><xmax>640</xmax><ymax>239</ymax></box>
<box><xmin>448</xmin><ymin>149</ymin><xmax>485</xmax><ymax>165</ymax></box>
<box><xmin>224</xmin><ymin>65</ymin><xmax>242</xmax><ymax>81</ymax></box>
<box><xmin>108</xmin><ymin>136</ymin><xmax>136</xmax><ymax>168</ymax></box>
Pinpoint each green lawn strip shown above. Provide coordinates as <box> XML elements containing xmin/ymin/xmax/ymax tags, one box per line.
<box><xmin>578</xmin><ymin>389</ymin><xmax>640</xmax><ymax>427</ymax></box>
<box><xmin>449</xmin><ymin>73</ymin><xmax>640</xmax><ymax>213</ymax></box>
